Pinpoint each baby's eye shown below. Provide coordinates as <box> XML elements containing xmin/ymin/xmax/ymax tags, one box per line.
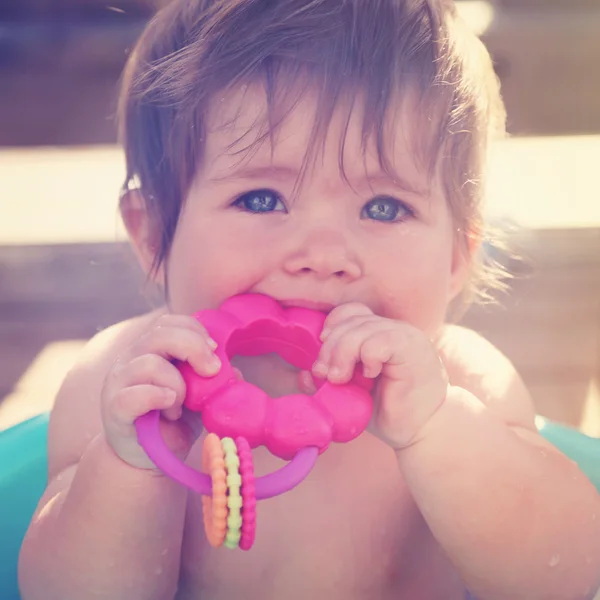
<box><xmin>233</xmin><ymin>189</ymin><xmax>285</xmax><ymax>213</ymax></box>
<box><xmin>361</xmin><ymin>196</ymin><xmax>412</xmax><ymax>222</ymax></box>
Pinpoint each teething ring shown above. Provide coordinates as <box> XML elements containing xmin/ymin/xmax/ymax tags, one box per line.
<box><xmin>135</xmin><ymin>293</ymin><xmax>372</xmax><ymax>499</ymax></box>
<box><xmin>136</xmin><ymin>410</ymin><xmax>319</xmax><ymax>499</ymax></box>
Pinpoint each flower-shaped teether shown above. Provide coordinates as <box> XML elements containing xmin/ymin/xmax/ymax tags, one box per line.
<box><xmin>135</xmin><ymin>294</ymin><xmax>373</xmax><ymax>504</ymax></box>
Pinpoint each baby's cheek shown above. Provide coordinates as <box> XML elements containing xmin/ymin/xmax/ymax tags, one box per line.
<box><xmin>388</xmin><ymin>271</ymin><xmax>451</xmax><ymax>333</ymax></box>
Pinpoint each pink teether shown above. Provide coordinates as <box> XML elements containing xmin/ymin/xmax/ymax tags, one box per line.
<box><xmin>135</xmin><ymin>293</ymin><xmax>373</xmax><ymax>503</ymax></box>
<box><xmin>181</xmin><ymin>294</ymin><xmax>373</xmax><ymax>459</ymax></box>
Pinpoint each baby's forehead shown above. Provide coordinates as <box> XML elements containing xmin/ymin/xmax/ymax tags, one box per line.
<box><xmin>203</xmin><ymin>82</ymin><xmax>430</xmax><ymax>189</ymax></box>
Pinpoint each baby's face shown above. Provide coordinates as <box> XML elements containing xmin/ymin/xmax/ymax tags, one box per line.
<box><xmin>164</xmin><ymin>84</ymin><xmax>469</xmax><ymax>335</ymax></box>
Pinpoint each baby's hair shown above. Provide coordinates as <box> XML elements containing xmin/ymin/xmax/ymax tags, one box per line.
<box><xmin>118</xmin><ymin>0</ymin><xmax>507</xmax><ymax>308</ymax></box>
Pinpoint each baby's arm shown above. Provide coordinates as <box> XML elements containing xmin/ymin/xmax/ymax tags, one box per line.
<box><xmin>19</xmin><ymin>422</ymin><xmax>188</xmax><ymax>600</ymax></box>
<box><xmin>399</xmin><ymin>326</ymin><xmax>600</xmax><ymax>599</ymax></box>
<box><xmin>317</xmin><ymin>307</ymin><xmax>600</xmax><ymax>599</ymax></box>
<box><xmin>18</xmin><ymin>313</ymin><xmax>214</xmax><ymax>600</ymax></box>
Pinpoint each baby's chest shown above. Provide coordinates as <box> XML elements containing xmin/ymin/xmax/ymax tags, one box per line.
<box><xmin>181</xmin><ymin>487</ymin><xmax>409</xmax><ymax>598</ymax></box>
<box><xmin>177</xmin><ymin>439</ymin><xmax>464</xmax><ymax>599</ymax></box>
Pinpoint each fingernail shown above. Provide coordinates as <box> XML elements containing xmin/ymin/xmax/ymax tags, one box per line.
<box><xmin>206</xmin><ymin>355</ymin><xmax>221</xmax><ymax>373</ymax></box>
<box><xmin>328</xmin><ymin>366</ymin><xmax>342</xmax><ymax>380</ymax></box>
<box><xmin>207</xmin><ymin>337</ymin><xmax>218</xmax><ymax>350</ymax></box>
<box><xmin>319</xmin><ymin>328</ymin><xmax>330</xmax><ymax>341</ymax></box>
<box><xmin>312</xmin><ymin>361</ymin><xmax>328</xmax><ymax>376</ymax></box>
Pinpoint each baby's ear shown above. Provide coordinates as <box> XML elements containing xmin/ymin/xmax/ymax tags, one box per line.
<box><xmin>448</xmin><ymin>226</ymin><xmax>481</xmax><ymax>302</ymax></box>
<box><xmin>119</xmin><ymin>189</ymin><xmax>163</xmax><ymax>282</ymax></box>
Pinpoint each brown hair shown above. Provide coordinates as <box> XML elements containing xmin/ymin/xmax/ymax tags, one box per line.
<box><xmin>118</xmin><ymin>0</ymin><xmax>507</xmax><ymax>306</ymax></box>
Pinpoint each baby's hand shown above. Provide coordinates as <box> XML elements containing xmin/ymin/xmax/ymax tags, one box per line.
<box><xmin>313</xmin><ymin>303</ymin><xmax>448</xmax><ymax>450</ymax></box>
<box><xmin>101</xmin><ymin>313</ymin><xmax>221</xmax><ymax>470</ymax></box>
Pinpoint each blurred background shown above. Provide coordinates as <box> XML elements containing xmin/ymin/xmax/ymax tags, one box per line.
<box><xmin>0</xmin><ymin>0</ymin><xmax>599</xmax><ymax>434</ymax></box>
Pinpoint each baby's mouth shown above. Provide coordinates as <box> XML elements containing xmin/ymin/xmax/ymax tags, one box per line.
<box><xmin>276</xmin><ymin>298</ymin><xmax>335</xmax><ymax>314</ymax></box>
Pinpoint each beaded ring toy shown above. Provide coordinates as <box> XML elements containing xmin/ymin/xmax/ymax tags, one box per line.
<box><xmin>135</xmin><ymin>293</ymin><xmax>373</xmax><ymax>549</ymax></box>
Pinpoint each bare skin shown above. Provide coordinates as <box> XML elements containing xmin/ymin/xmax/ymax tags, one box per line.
<box><xmin>19</xmin><ymin>310</ymin><xmax>600</xmax><ymax>600</ymax></box>
<box><xmin>19</xmin><ymin>312</ymin><xmax>468</xmax><ymax>600</ymax></box>
<box><xmin>18</xmin><ymin>86</ymin><xmax>600</xmax><ymax>599</ymax></box>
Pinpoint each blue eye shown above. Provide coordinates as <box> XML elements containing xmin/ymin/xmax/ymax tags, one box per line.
<box><xmin>362</xmin><ymin>197</ymin><xmax>411</xmax><ymax>222</ymax></box>
<box><xmin>234</xmin><ymin>189</ymin><xmax>285</xmax><ymax>213</ymax></box>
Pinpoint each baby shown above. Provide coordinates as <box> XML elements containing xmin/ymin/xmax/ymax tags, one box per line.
<box><xmin>18</xmin><ymin>0</ymin><xmax>600</xmax><ymax>599</ymax></box>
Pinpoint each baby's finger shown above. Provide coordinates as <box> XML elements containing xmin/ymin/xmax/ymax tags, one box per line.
<box><xmin>134</xmin><ymin>325</ymin><xmax>221</xmax><ymax>377</ymax></box>
<box><xmin>317</xmin><ymin>316</ymin><xmax>384</xmax><ymax>370</ymax></box>
<box><xmin>321</xmin><ymin>302</ymin><xmax>374</xmax><ymax>340</ymax></box>
<box><xmin>114</xmin><ymin>354</ymin><xmax>187</xmax><ymax>403</ymax></box>
<box><xmin>162</xmin><ymin>403</ymin><xmax>183</xmax><ymax>422</ymax></box>
<box><xmin>109</xmin><ymin>384</ymin><xmax>177</xmax><ymax>426</ymax></box>
<box><xmin>298</xmin><ymin>370</ymin><xmax>318</xmax><ymax>394</ymax></box>
<box><xmin>359</xmin><ymin>331</ymin><xmax>397</xmax><ymax>378</ymax></box>
<box><xmin>317</xmin><ymin>320</ymin><xmax>390</xmax><ymax>383</ymax></box>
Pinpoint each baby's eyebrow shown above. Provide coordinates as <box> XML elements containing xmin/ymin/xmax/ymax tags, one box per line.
<box><xmin>209</xmin><ymin>164</ymin><xmax>299</xmax><ymax>183</ymax></box>
<box><xmin>359</xmin><ymin>172</ymin><xmax>429</xmax><ymax>197</ymax></box>
<box><xmin>208</xmin><ymin>162</ymin><xmax>428</xmax><ymax>197</ymax></box>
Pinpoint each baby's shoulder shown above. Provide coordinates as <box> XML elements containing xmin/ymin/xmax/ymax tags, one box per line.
<box><xmin>74</xmin><ymin>309</ymin><xmax>165</xmax><ymax>372</ymax></box>
<box><xmin>436</xmin><ymin>324</ymin><xmax>536</xmax><ymax>429</ymax></box>
<box><xmin>47</xmin><ymin>309</ymin><xmax>166</xmax><ymax>476</ymax></box>
<box><xmin>436</xmin><ymin>324</ymin><xmax>512</xmax><ymax>379</ymax></box>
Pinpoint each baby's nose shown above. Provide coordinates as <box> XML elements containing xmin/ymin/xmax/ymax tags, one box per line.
<box><xmin>282</xmin><ymin>230</ymin><xmax>362</xmax><ymax>281</ymax></box>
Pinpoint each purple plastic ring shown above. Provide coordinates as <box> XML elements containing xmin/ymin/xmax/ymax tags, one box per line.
<box><xmin>135</xmin><ymin>410</ymin><xmax>318</xmax><ymax>499</ymax></box>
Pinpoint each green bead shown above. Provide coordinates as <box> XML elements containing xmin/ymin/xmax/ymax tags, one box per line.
<box><xmin>226</xmin><ymin>472</ymin><xmax>242</xmax><ymax>488</ymax></box>
<box><xmin>227</xmin><ymin>513</ymin><xmax>242</xmax><ymax>529</ymax></box>
<box><xmin>227</xmin><ymin>495</ymin><xmax>243</xmax><ymax>509</ymax></box>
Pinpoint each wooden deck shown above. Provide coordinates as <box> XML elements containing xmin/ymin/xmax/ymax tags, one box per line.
<box><xmin>1</xmin><ymin>138</ymin><xmax>599</xmax><ymax>434</ymax></box>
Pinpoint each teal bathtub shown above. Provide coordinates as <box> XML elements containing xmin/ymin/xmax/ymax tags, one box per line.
<box><xmin>1</xmin><ymin>413</ymin><xmax>599</xmax><ymax>599</ymax></box>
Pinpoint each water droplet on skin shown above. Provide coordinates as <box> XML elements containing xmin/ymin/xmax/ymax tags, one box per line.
<box><xmin>586</xmin><ymin>556</ymin><xmax>592</xmax><ymax>564</ymax></box>
<box><xmin>592</xmin><ymin>514</ymin><xmax>597</xmax><ymax>521</ymax></box>
<box><xmin>548</xmin><ymin>554</ymin><xmax>560</xmax><ymax>567</ymax></box>
<box><xmin>161</xmin><ymin>547</ymin><xmax>169</xmax><ymax>556</ymax></box>
<box><xmin>155</xmin><ymin>566</ymin><xmax>163</xmax><ymax>576</ymax></box>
